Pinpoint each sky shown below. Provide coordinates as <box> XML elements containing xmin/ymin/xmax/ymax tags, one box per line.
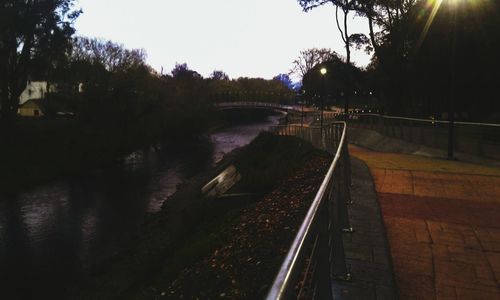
<box><xmin>74</xmin><ymin>0</ymin><xmax>373</xmax><ymax>80</ymax></box>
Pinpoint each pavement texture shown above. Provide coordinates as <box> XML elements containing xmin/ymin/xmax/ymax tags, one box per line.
<box><xmin>332</xmin><ymin>157</ymin><xmax>398</xmax><ymax>300</ymax></box>
<box><xmin>350</xmin><ymin>145</ymin><xmax>500</xmax><ymax>300</ymax></box>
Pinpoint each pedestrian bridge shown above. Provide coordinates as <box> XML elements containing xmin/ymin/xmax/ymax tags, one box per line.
<box><xmin>215</xmin><ymin>102</ymin><xmax>340</xmax><ymax>124</ymax></box>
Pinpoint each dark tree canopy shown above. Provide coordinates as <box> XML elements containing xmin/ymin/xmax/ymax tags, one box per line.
<box><xmin>209</xmin><ymin>70</ymin><xmax>229</xmax><ymax>81</ymax></box>
<box><xmin>361</xmin><ymin>0</ymin><xmax>500</xmax><ymax>118</ymax></box>
<box><xmin>171</xmin><ymin>63</ymin><xmax>203</xmax><ymax>80</ymax></box>
<box><xmin>0</xmin><ymin>0</ymin><xmax>80</xmax><ymax>126</ymax></box>
<box><xmin>297</xmin><ymin>0</ymin><xmax>500</xmax><ymax>120</ymax></box>
<box><xmin>289</xmin><ymin>48</ymin><xmax>340</xmax><ymax>80</ymax></box>
<box><xmin>274</xmin><ymin>74</ymin><xmax>295</xmax><ymax>91</ymax></box>
<box><xmin>71</xmin><ymin>37</ymin><xmax>147</xmax><ymax>73</ymax></box>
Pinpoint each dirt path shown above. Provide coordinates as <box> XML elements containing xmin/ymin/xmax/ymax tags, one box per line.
<box><xmin>350</xmin><ymin>145</ymin><xmax>500</xmax><ymax>300</ymax></box>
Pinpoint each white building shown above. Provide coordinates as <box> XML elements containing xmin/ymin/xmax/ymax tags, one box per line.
<box><xmin>18</xmin><ymin>81</ymin><xmax>59</xmax><ymax>117</ymax></box>
<box><xmin>19</xmin><ymin>81</ymin><xmax>56</xmax><ymax>105</ymax></box>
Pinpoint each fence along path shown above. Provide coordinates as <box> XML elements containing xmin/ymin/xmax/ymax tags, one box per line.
<box><xmin>266</xmin><ymin>122</ymin><xmax>352</xmax><ymax>300</ymax></box>
<box><xmin>350</xmin><ymin>113</ymin><xmax>500</xmax><ymax>160</ymax></box>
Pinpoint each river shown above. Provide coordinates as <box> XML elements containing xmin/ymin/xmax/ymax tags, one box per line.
<box><xmin>0</xmin><ymin>112</ymin><xmax>283</xmax><ymax>298</ymax></box>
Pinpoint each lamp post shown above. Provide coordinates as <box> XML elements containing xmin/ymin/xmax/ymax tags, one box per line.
<box><xmin>448</xmin><ymin>0</ymin><xmax>460</xmax><ymax>160</ymax></box>
<box><xmin>301</xmin><ymin>90</ymin><xmax>305</xmax><ymax>127</ymax></box>
<box><xmin>320</xmin><ymin>67</ymin><xmax>327</xmax><ymax>136</ymax></box>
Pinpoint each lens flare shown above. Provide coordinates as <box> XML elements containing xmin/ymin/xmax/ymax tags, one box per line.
<box><xmin>416</xmin><ymin>0</ymin><xmax>444</xmax><ymax>51</ymax></box>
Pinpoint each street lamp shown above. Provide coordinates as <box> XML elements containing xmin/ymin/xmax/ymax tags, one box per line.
<box><xmin>301</xmin><ymin>90</ymin><xmax>305</xmax><ymax>127</ymax></box>
<box><xmin>422</xmin><ymin>0</ymin><xmax>468</xmax><ymax>160</ymax></box>
<box><xmin>448</xmin><ymin>0</ymin><xmax>464</xmax><ymax>160</ymax></box>
<box><xmin>320</xmin><ymin>67</ymin><xmax>327</xmax><ymax>135</ymax></box>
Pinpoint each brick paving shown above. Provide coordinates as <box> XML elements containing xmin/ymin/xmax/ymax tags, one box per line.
<box><xmin>350</xmin><ymin>145</ymin><xmax>500</xmax><ymax>300</ymax></box>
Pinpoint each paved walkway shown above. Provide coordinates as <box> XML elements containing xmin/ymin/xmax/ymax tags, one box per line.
<box><xmin>350</xmin><ymin>145</ymin><xmax>500</xmax><ymax>300</ymax></box>
<box><xmin>332</xmin><ymin>157</ymin><xmax>397</xmax><ymax>299</ymax></box>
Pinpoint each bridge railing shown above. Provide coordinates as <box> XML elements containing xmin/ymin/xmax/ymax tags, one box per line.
<box><xmin>215</xmin><ymin>102</ymin><xmax>295</xmax><ymax>111</ymax></box>
<box><xmin>267</xmin><ymin>122</ymin><xmax>352</xmax><ymax>300</ymax></box>
<box><xmin>349</xmin><ymin>113</ymin><xmax>500</xmax><ymax>160</ymax></box>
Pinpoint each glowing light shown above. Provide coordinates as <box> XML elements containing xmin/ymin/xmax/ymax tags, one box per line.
<box><xmin>320</xmin><ymin>67</ymin><xmax>327</xmax><ymax>75</ymax></box>
<box><xmin>417</xmin><ymin>0</ymin><xmax>479</xmax><ymax>51</ymax></box>
<box><xmin>416</xmin><ymin>0</ymin><xmax>444</xmax><ymax>50</ymax></box>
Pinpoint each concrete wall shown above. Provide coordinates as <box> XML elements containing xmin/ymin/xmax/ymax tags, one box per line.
<box><xmin>18</xmin><ymin>102</ymin><xmax>44</xmax><ymax>117</ymax></box>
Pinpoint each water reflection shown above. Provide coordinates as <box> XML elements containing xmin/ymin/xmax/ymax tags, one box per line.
<box><xmin>212</xmin><ymin>113</ymin><xmax>283</xmax><ymax>162</ymax></box>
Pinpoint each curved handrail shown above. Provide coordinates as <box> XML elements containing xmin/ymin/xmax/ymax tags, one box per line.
<box><xmin>267</xmin><ymin>122</ymin><xmax>350</xmax><ymax>299</ymax></box>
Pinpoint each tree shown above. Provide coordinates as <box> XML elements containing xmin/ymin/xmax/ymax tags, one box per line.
<box><xmin>209</xmin><ymin>70</ymin><xmax>229</xmax><ymax>81</ymax></box>
<box><xmin>355</xmin><ymin>0</ymin><xmax>500</xmax><ymax>118</ymax></box>
<box><xmin>0</xmin><ymin>0</ymin><xmax>80</xmax><ymax>128</ymax></box>
<box><xmin>301</xmin><ymin>55</ymin><xmax>360</xmax><ymax>105</ymax></box>
<box><xmin>273</xmin><ymin>74</ymin><xmax>295</xmax><ymax>91</ymax></box>
<box><xmin>71</xmin><ymin>37</ymin><xmax>147</xmax><ymax>72</ymax></box>
<box><xmin>297</xmin><ymin>1</ymin><xmax>372</xmax><ymax>114</ymax></box>
<box><xmin>298</xmin><ymin>1</ymin><xmax>370</xmax><ymax>65</ymax></box>
<box><xmin>289</xmin><ymin>48</ymin><xmax>339</xmax><ymax>80</ymax></box>
<box><xmin>171</xmin><ymin>63</ymin><xmax>202</xmax><ymax>80</ymax></box>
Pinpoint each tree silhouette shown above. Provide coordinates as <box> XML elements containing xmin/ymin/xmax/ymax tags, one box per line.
<box><xmin>209</xmin><ymin>70</ymin><xmax>229</xmax><ymax>81</ymax></box>
<box><xmin>0</xmin><ymin>0</ymin><xmax>80</xmax><ymax>129</ymax></box>
<box><xmin>273</xmin><ymin>74</ymin><xmax>295</xmax><ymax>91</ymax></box>
<box><xmin>71</xmin><ymin>37</ymin><xmax>147</xmax><ymax>72</ymax></box>
<box><xmin>289</xmin><ymin>48</ymin><xmax>340</xmax><ymax>80</ymax></box>
<box><xmin>298</xmin><ymin>1</ymin><xmax>369</xmax><ymax>65</ymax></box>
<box><xmin>171</xmin><ymin>63</ymin><xmax>203</xmax><ymax>80</ymax></box>
<box><xmin>358</xmin><ymin>0</ymin><xmax>500</xmax><ymax>118</ymax></box>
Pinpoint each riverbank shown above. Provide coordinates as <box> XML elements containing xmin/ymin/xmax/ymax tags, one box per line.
<box><xmin>0</xmin><ymin>109</ymin><xmax>283</xmax><ymax>194</ymax></box>
<box><xmin>64</xmin><ymin>133</ymin><xmax>329</xmax><ymax>299</ymax></box>
<box><xmin>160</xmin><ymin>153</ymin><xmax>331</xmax><ymax>299</ymax></box>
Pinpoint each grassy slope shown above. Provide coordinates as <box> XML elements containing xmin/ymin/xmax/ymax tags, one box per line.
<box><xmin>68</xmin><ymin>132</ymin><xmax>324</xmax><ymax>299</ymax></box>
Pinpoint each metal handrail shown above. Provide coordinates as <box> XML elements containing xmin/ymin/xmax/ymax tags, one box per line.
<box><xmin>267</xmin><ymin>122</ymin><xmax>351</xmax><ymax>299</ymax></box>
<box><xmin>214</xmin><ymin>102</ymin><xmax>296</xmax><ymax>111</ymax></box>
<box><xmin>350</xmin><ymin>113</ymin><xmax>500</xmax><ymax>160</ymax></box>
<box><xmin>355</xmin><ymin>113</ymin><xmax>500</xmax><ymax>127</ymax></box>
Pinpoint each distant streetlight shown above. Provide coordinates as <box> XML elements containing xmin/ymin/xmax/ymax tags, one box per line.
<box><xmin>320</xmin><ymin>67</ymin><xmax>327</xmax><ymax>135</ymax></box>
<box><xmin>301</xmin><ymin>90</ymin><xmax>305</xmax><ymax>127</ymax></box>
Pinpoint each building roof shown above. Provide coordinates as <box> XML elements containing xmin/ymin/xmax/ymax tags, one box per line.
<box><xmin>19</xmin><ymin>99</ymin><xmax>44</xmax><ymax>109</ymax></box>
